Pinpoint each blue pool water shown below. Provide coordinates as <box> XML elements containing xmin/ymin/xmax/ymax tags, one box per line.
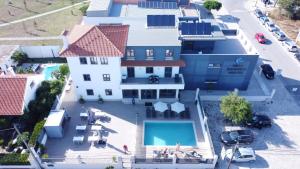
<box><xmin>43</xmin><ymin>64</ymin><xmax>61</xmax><ymax>80</ymax></box>
<box><xmin>144</xmin><ymin>122</ymin><xmax>196</xmax><ymax>146</ymax></box>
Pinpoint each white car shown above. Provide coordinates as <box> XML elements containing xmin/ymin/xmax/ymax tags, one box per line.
<box><xmin>225</xmin><ymin>147</ymin><xmax>256</xmax><ymax>162</ymax></box>
<box><xmin>273</xmin><ymin>31</ymin><xmax>286</xmax><ymax>41</ymax></box>
<box><xmin>265</xmin><ymin>21</ymin><xmax>277</xmax><ymax>32</ymax></box>
<box><xmin>282</xmin><ymin>40</ymin><xmax>298</xmax><ymax>52</ymax></box>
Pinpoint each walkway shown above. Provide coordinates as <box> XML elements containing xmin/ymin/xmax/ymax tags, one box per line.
<box><xmin>0</xmin><ymin>0</ymin><xmax>89</xmax><ymax>27</ymax></box>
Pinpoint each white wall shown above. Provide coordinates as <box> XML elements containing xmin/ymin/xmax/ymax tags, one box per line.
<box><xmin>67</xmin><ymin>57</ymin><xmax>122</xmax><ymax>101</ymax></box>
<box><xmin>23</xmin><ymin>74</ymin><xmax>44</xmax><ymax>107</ymax></box>
<box><xmin>20</xmin><ymin>46</ymin><xmax>60</xmax><ymax>58</ymax></box>
<box><xmin>121</xmin><ymin>66</ymin><xmax>180</xmax><ymax>78</ymax></box>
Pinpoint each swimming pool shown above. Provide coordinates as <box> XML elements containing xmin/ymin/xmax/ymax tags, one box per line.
<box><xmin>43</xmin><ymin>64</ymin><xmax>61</xmax><ymax>80</ymax></box>
<box><xmin>144</xmin><ymin>122</ymin><xmax>197</xmax><ymax>146</ymax></box>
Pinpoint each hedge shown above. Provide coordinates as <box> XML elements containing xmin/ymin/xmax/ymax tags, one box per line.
<box><xmin>29</xmin><ymin>120</ymin><xmax>46</xmax><ymax>146</ymax></box>
<box><xmin>0</xmin><ymin>153</ymin><xmax>30</xmax><ymax>165</ymax></box>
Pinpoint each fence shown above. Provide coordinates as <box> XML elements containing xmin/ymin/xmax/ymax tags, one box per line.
<box><xmin>20</xmin><ymin>46</ymin><xmax>61</xmax><ymax>58</ymax></box>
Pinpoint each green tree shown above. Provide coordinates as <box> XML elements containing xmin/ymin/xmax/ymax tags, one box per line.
<box><xmin>79</xmin><ymin>4</ymin><xmax>89</xmax><ymax>16</ymax></box>
<box><xmin>52</xmin><ymin>64</ymin><xmax>69</xmax><ymax>80</ymax></box>
<box><xmin>204</xmin><ymin>0</ymin><xmax>222</xmax><ymax>11</ymax></box>
<box><xmin>220</xmin><ymin>91</ymin><xmax>252</xmax><ymax>125</ymax></box>
<box><xmin>278</xmin><ymin>0</ymin><xmax>300</xmax><ymax>19</ymax></box>
<box><xmin>11</xmin><ymin>51</ymin><xmax>28</xmax><ymax>65</ymax></box>
<box><xmin>16</xmin><ymin>132</ymin><xmax>29</xmax><ymax>146</ymax></box>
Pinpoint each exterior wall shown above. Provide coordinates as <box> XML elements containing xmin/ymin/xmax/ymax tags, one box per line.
<box><xmin>20</xmin><ymin>46</ymin><xmax>60</xmax><ymax>58</ymax></box>
<box><xmin>0</xmin><ymin>57</ymin><xmax>15</xmax><ymax>72</ymax></box>
<box><xmin>125</xmin><ymin>46</ymin><xmax>181</xmax><ymax>60</ymax></box>
<box><xmin>23</xmin><ymin>75</ymin><xmax>44</xmax><ymax>107</ymax></box>
<box><xmin>67</xmin><ymin>57</ymin><xmax>122</xmax><ymax>101</ymax></box>
<box><xmin>180</xmin><ymin>54</ymin><xmax>258</xmax><ymax>90</ymax></box>
<box><xmin>121</xmin><ymin>66</ymin><xmax>179</xmax><ymax>78</ymax></box>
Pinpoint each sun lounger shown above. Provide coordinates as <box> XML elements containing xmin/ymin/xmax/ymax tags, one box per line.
<box><xmin>91</xmin><ymin>125</ymin><xmax>102</xmax><ymax>131</ymax></box>
<box><xmin>76</xmin><ymin>125</ymin><xmax>87</xmax><ymax>132</ymax></box>
<box><xmin>80</xmin><ymin>112</ymin><xmax>88</xmax><ymax>119</ymax></box>
<box><xmin>73</xmin><ymin>136</ymin><xmax>84</xmax><ymax>144</ymax></box>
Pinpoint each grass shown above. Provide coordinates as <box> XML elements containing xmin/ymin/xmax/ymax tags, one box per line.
<box><xmin>269</xmin><ymin>9</ymin><xmax>300</xmax><ymax>45</ymax></box>
<box><xmin>0</xmin><ymin>3</ymin><xmax>85</xmax><ymax>38</ymax></box>
<box><xmin>0</xmin><ymin>0</ymin><xmax>86</xmax><ymax>23</ymax></box>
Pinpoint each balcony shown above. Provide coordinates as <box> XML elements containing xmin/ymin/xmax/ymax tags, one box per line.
<box><xmin>121</xmin><ymin>74</ymin><xmax>184</xmax><ymax>85</ymax></box>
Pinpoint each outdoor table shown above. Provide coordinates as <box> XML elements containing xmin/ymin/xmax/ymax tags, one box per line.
<box><xmin>94</xmin><ymin>111</ymin><xmax>104</xmax><ymax>118</ymax></box>
<box><xmin>76</xmin><ymin>125</ymin><xmax>87</xmax><ymax>132</ymax></box>
<box><xmin>73</xmin><ymin>136</ymin><xmax>84</xmax><ymax>144</ymax></box>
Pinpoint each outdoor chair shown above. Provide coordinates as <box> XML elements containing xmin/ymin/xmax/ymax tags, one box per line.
<box><xmin>146</xmin><ymin>107</ymin><xmax>152</xmax><ymax>118</ymax></box>
<box><xmin>170</xmin><ymin>111</ymin><xmax>176</xmax><ymax>118</ymax></box>
<box><xmin>180</xmin><ymin>112</ymin><xmax>185</xmax><ymax>119</ymax></box>
<box><xmin>164</xmin><ymin>110</ymin><xmax>169</xmax><ymax>118</ymax></box>
<box><xmin>152</xmin><ymin>110</ymin><xmax>157</xmax><ymax>118</ymax></box>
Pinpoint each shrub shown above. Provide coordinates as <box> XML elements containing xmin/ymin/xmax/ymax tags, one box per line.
<box><xmin>220</xmin><ymin>91</ymin><xmax>252</xmax><ymax>125</ymax></box>
<box><xmin>105</xmin><ymin>166</ymin><xmax>114</xmax><ymax>169</ymax></box>
<box><xmin>0</xmin><ymin>153</ymin><xmax>30</xmax><ymax>165</ymax></box>
<box><xmin>51</xmin><ymin>64</ymin><xmax>69</xmax><ymax>81</ymax></box>
<box><xmin>16</xmin><ymin>132</ymin><xmax>29</xmax><ymax>146</ymax></box>
<box><xmin>41</xmin><ymin>153</ymin><xmax>48</xmax><ymax>159</ymax></box>
<box><xmin>11</xmin><ymin>51</ymin><xmax>28</xmax><ymax>65</ymax></box>
<box><xmin>0</xmin><ymin>139</ymin><xmax>4</xmax><ymax>147</ymax></box>
<box><xmin>29</xmin><ymin>120</ymin><xmax>46</xmax><ymax>146</ymax></box>
<box><xmin>204</xmin><ymin>0</ymin><xmax>222</xmax><ymax>11</ymax></box>
<box><xmin>79</xmin><ymin>96</ymin><xmax>85</xmax><ymax>104</ymax></box>
<box><xmin>79</xmin><ymin>4</ymin><xmax>89</xmax><ymax>16</ymax></box>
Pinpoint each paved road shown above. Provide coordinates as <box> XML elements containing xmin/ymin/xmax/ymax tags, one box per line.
<box><xmin>220</xmin><ymin>0</ymin><xmax>300</xmax><ymax>92</ymax></box>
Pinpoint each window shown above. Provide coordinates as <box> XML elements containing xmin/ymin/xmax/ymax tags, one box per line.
<box><xmin>103</xmin><ymin>74</ymin><xmax>111</xmax><ymax>81</ymax></box>
<box><xmin>83</xmin><ymin>74</ymin><xmax>91</xmax><ymax>81</ymax></box>
<box><xmin>126</xmin><ymin>49</ymin><xmax>135</xmax><ymax>57</ymax></box>
<box><xmin>165</xmin><ymin>67</ymin><xmax>172</xmax><ymax>78</ymax></box>
<box><xmin>146</xmin><ymin>49</ymin><xmax>154</xmax><ymax>57</ymax></box>
<box><xmin>79</xmin><ymin>57</ymin><xmax>87</xmax><ymax>64</ymax></box>
<box><xmin>100</xmin><ymin>58</ymin><xmax>108</xmax><ymax>65</ymax></box>
<box><xmin>90</xmin><ymin>57</ymin><xmax>98</xmax><ymax>64</ymax></box>
<box><xmin>105</xmin><ymin>89</ymin><xmax>112</xmax><ymax>96</ymax></box>
<box><xmin>122</xmin><ymin>90</ymin><xmax>139</xmax><ymax>98</ymax></box>
<box><xmin>30</xmin><ymin>81</ymin><xmax>35</xmax><ymax>89</ymax></box>
<box><xmin>208</xmin><ymin>63</ymin><xmax>221</xmax><ymax>68</ymax></box>
<box><xmin>165</xmin><ymin>49</ymin><xmax>173</xmax><ymax>57</ymax></box>
<box><xmin>86</xmin><ymin>89</ymin><xmax>94</xmax><ymax>96</ymax></box>
<box><xmin>146</xmin><ymin>67</ymin><xmax>153</xmax><ymax>74</ymax></box>
<box><xmin>159</xmin><ymin>89</ymin><xmax>176</xmax><ymax>98</ymax></box>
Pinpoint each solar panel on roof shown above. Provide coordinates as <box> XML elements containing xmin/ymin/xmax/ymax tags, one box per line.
<box><xmin>204</xmin><ymin>23</ymin><xmax>212</xmax><ymax>35</ymax></box>
<box><xmin>181</xmin><ymin>22</ymin><xmax>212</xmax><ymax>35</ymax></box>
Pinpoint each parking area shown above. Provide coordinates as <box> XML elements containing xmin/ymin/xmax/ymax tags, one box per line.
<box><xmin>204</xmin><ymin>72</ymin><xmax>300</xmax><ymax>169</ymax></box>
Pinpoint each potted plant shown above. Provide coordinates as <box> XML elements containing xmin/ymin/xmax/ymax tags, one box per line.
<box><xmin>79</xmin><ymin>96</ymin><xmax>85</xmax><ymax>104</ymax></box>
<box><xmin>98</xmin><ymin>95</ymin><xmax>104</xmax><ymax>104</ymax></box>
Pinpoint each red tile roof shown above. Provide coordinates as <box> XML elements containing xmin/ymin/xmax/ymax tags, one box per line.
<box><xmin>60</xmin><ymin>25</ymin><xmax>129</xmax><ymax>57</ymax></box>
<box><xmin>121</xmin><ymin>60</ymin><xmax>186</xmax><ymax>67</ymax></box>
<box><xmin>0</xmin><ymin>76</ymin><xmax>27</xmax><ymax>116</ymax></box>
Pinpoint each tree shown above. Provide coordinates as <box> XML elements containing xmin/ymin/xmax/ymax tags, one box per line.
<box><xmin>52</xmin><ymin>64</ymin><xmax>69</xmax><ymax>81</ymax></box>
<box><xmin>16</xmin><ymin>132</ymin><xmax>29</xmax><ymax>146</ymax></box>
<box><xmin>79</xmin><ymin>4</ymin><xmax>89</xmax><ymax>16</ymax></box>
<box><xmin>11</xmin><ymin>51</ymin><xmax>28</xmax><ymax>65</ymax></box>
<box><xmin>220</xmin><ymin>91</ymin><xmax>252</xmax><ymax>125</ymax></box>
<box><xmin>278</xmin><ymin>0</ymin><xmax>300</xmax><ymax>19</ymax></box>
<box><xmin>204</xmin><ymin>0</ymin><xmax>222</xmax><ymax>11</ymax></box>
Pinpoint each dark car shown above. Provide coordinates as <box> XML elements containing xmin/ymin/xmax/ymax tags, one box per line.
<box><xmin>261</xmin><ymin>64</ymin><xmax>275</xmax><ymax>79</ymax></box>
<box><xmin>221</xmin><ymin>130</ymin><xmax>254</xmax><ymax>146</ymax></box>
<box><xmin>254</xmin><ymin>9</ymin><xmax>264</xmax><ymax>18</ymax></box>
<box><xmin>246</xmin><ymin>114</ymin><xmax>271</xmax><ymax>129</ymax></box>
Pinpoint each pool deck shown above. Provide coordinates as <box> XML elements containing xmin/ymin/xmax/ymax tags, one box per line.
<box><xmin>45</xmin><ymin>86</ymin><xmax>213</xmax><ymax>164</ymax></box>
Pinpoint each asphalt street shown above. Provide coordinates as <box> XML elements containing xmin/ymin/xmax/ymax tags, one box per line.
<box><xmin>220</xmin><ymin>0</ymin><xmax>300</xmax><ymax>93</ymax></box>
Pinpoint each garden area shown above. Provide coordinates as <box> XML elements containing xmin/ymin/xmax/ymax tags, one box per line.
<box><xmin>0</xmin><ymin>64</ymin><xmax>69</xmax><ymax>165</ymax></box>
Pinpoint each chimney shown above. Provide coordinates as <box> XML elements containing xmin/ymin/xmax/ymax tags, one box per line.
<box><xmin>61</xmin><ymin>30</ymin><xmax>69</xmax><ymax>50</ymax></box>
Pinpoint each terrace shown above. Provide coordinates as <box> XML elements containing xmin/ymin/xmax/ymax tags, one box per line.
<box><xmin>44</xmin><ymin>86</ymin><xmax>216</xmax><ymax>168</ymax></box>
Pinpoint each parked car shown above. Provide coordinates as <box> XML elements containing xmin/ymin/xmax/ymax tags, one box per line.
<box><xmin>282</xmin><ymin>40</ymin><xmax>298</xmax><ymax>52</ymax></box>
<box><xmin>225</xmin><ymin>147</ymin><xmax>256</xmax><ymax>162</ymax></box>
<box><xmin>221</xmin><ymin>130</ymin><xmax>254</xmax><ymax>146</ymax></box>
<box><xmin>254</xmin><ymin>9</ymin><xmax>264</xmax><ymax>18</ymax></box>
<box><xmin>255</xmin><ymin>33</ymin><xmax>266</xmax><ymax>44</ymax></box>
<box><xmin>259</xmin><ymin>16</ymin><xmax>270</xmax><ymax>25</ymax></box>
<box><xmin>245</xmin><ymin>114</ymin><xmax>272</xmax><ymax>128</ymax></box>
<box><xmin>273</xmin><ymin>31</ymin><xmax>286</xmax><ymax>41</ymax></box>
<box><xmin>260</xmin><ymin>64</ymin><xmax>275</xmax><ymax>79</ymax></box>
<box><xmin>265</xmin><ymin>21</ymin><xmax>277</xmax><ymax>32</ymax></box>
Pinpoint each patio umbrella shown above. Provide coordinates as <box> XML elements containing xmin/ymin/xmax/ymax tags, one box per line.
<box><xmin>171</xmin><ymin>102</ymin><xmax>185</xmax><ymax>114</ymax></box>
<box><xmin>154</xmin><ymin>101</ymin><xmax>168</xmax><ymax>112</ymax></box>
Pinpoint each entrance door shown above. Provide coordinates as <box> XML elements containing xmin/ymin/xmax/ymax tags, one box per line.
<box><xmin>127</xmin><ymin>67</ymin><xmax>135</xmax><ymax>78</ymax></box>
<box><xmin>205</xmin><ymin>64</ymin><xmax>221</xmax><ymax>90</ymax></box>
<box><xmin>165</xmin><ymin>67</ymin><xmax>172</xmax><ymax>78</ymax></box>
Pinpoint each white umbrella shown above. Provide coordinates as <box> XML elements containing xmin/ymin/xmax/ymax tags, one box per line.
<box><xmin>171</xmin><ymin>102</ymin><xmax>185</xmax><ymax>114</ymax></box>
<box><xmin>154</xmin><ymin>101</ymin><xmax>168</xmax><ymax>112</ymax></box>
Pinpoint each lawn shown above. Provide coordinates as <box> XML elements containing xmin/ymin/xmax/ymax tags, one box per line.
<box><xmin>0</xmin><ymin>0</ymin><xmax>86</xmax><ymax>23</ymax></box>
<box><xmin>269</xmin><ymin>9</ymin><xmax>300</xmax><ymax>45</ymax></box>
<box><xmin>0</xmin><ymin>3</ymin><xmax>86</xmax><ymax>38</ymax></box>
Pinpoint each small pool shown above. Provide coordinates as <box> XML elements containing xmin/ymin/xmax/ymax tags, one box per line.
<box><xmin>144</xmin><ymin>122</ymin><xmax>197</xmax><ymax>146</ymax></box>
<box><xmin>43</xmin><ymin>64</ymin><xmax>61</xmax><ymax>80</ymax></box>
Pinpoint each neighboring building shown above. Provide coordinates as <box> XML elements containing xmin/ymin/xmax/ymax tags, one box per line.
<box><xmin>0</xmin><ymin>75</ymin><xmax>44</xmax><ymax>116</ymax></box>
<box><xmin>64</xmin><ymin>0</ymin><xmax>258</xmax><ymax>101</ymax></box>
<box><xmin>0</xmin><ymin>45</ymin><xmax>18</xmax><ymax>75</ymax></box>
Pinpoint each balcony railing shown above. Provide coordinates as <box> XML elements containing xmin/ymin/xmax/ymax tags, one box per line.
<box><xmin>121</xmin><ymin>74</ymin><xmax>184</xmax><ymax>85</ymax></box>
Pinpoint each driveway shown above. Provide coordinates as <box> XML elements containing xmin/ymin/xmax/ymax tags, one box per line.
<box><xmin>204</xmin><ymin>72</ymin><xmax>300</xmax><ymax>169</ymax></box>
<box><xmin>219</xmin><ymin>0</ymin><xmax>300</xmax><ymax>102</ymax></box>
